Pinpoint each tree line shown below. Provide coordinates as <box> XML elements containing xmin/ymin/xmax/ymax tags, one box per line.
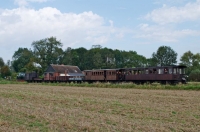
<box><xmin>0</xmin><ymin>36</ymin><xmax>200</xmax><ymax>81</ymax></box>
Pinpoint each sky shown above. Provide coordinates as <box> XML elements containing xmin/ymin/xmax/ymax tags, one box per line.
<box><xmin>0</xmin><ymin>0</ymin><xmax>200</xmax><ymax>63</ymax></box>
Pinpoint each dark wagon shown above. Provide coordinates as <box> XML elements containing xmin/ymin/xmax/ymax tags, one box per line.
<box><xmin>83</xmin><ymin>68</ymin><xmax>126</xmax><ymax>82</ymax></box>
<box><xmin>83</xmin><ymin>65</ymin><xmax>187</xmax><ymax>84</ymax></box>
<box><xmin>124</xmin><ymin>65</ymin><xmax>187</xmax><ymax>84</ymax></box>
<box><xmin>25</xmin><ymin>72</ymin><xmax>42</xmax><ymax>82</ymax></box>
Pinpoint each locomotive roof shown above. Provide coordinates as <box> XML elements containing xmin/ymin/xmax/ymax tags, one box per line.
<box><xmin>45</xmin><ymin>64</ymin><xmax>83</xmax><ymax>74</ymax></box>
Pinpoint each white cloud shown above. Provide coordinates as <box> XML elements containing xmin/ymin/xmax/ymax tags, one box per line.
<box><xmin>136</xmin><ymin>0</ymin><xmax>200</xmax><ymax>42</ymax></box>
<box><xmin>14</xmin><ymin>0</ymin><xmax>49</xmax><ymax>7</ymax></box>
<box><xmin>28</xmin><ymin>0</ymin><xmax>48</xmax><ymax>2</ymax></box>
<box><xmin>145</xmin><ymin>0</ymin><xmax>200</xmax><ymax>24</ymax></box>
<box><xmin>14</xmin><ymin>0</ymin><xmax>28</xmax><ymax>7</ymax></box>
<box><xmin>0</xmin><ymin>7</ymin><xmax>126</xmax><ymax>61</ymax></box>
<box><xmin>135</xmin><ymin>24</ymin><xmax>200</xmax><ymax>42</ymax></box>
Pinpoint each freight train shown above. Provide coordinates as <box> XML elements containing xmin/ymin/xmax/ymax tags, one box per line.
<box><xmin>21</xmin><ymin>64</ymin><xmax>187</xmax><ymax>84</ymax></box>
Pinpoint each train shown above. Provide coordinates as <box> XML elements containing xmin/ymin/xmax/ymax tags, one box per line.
<box><xmin>20</xmin><ymin>64</ymin><xmax>187</xmax><ymax>84</ymax></box>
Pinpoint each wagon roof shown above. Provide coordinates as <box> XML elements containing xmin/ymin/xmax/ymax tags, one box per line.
<box><xmin>123</xmin><ymin>65</ymin><xmax>187</xmax><ymax>69</ymax></box>
<box><xmin>45</xmin><ymin>64</ymin><xmax>82</xmax><ymax>73</ymax></box>
<box><xmin>83</xmin><ymin>68</ymin><xmax>121</xmax><ymax>71</ymax></box>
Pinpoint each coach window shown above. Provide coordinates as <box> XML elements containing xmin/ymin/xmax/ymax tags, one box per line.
<box><xmin>153</xmin><ymin>69</ymin><xmax>157</xmax><ymax>74</ymax></box>
<box><xmin>158</xmin><ymin>69</ymin><xmax>164</xmax><ymax>74</ymax></box>
<box><xmin>140</xmin><ymin>70</ymin><xmax>144</xmax><ymax>74</ymax></box>
<box><xmin>168</xmin><ymin>68</ymin><xmax>172</xmax><ymax>74</ymax></box>
<box><xmin>145</xmin><ymin>69</ymin><xmax>148</xmax><ymax>74</ymax></box>
<box><xmin>179</xmin><ymin>68</ymin><xmax>185</xmax><ymax>74</ymax></box>
<box><xmin>134</xmin><ymin>70</ymin><xmax>137</xmax><ymax>75</ymax></box>
<box><xmin>173</xmin><ymin>68</ymin><xmax>177</xmax><ymax>74</ymax></box>
<box><xmin>164</xmin><ymin>68</ymin><xmax>168</xmax><ymax>74</ymax></box>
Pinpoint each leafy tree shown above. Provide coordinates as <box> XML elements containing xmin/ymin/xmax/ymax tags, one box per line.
<box><xmin>125</xmin><ymin>51</ymin><xmax>147</xmax><ymax>68</ymax></box>
<box><xmin>75</xmin><ymin>47</ymin><xmax>88</xmax><ymax>70</ymax></box>
<box><xmin>62</xmin><ymin>47</ymin><xmax>73</xmax><ymax>65</ymax></box>
<box><xmin>188</xmin><ymin>69</ymin><xmax>200</xmax><ymax>81</ymax></box>
<box><xmin>151</xmin><ymin>46</ymin><xmax>177</xmax><ymax>66</ymax></box>
<box><xmin>32</xmin><ymin>37</ymin><xmax>63</xmax><ymax>71</ymax></box>
<box><xmin>71</xmin><ymin>50</ymin><xmax>79</xmax><ymax>66</ymax></box>
<box><xmin>113</xmin><ymin>49</ymin><xmax>123</xmax><ymax>68</ymax></box>
<box><xmin>0</xmin><ymin>57</ymin><xmax>4</xmax><ymax>67</ymax></box>
<box><xmin>100</xmin><ymin>48</ymin><xmax>115</xmax><ymax>69</ymax></box>
<box><xmin>1</xmin><ymin>65</ymin><xmax>11</xmax><ymax>78</ymax></box>
<box><xmin>93</xmin><ymin>52</ymin><xmax>103</xmax><ymax>69</ymax></box>
<box><xmin>192</xmin><ymin>53</ymin><xmax>200</xmax><ymax>69</ymax></box>
<box><xmin>0</xmin><ymin>57</ymin><xmax>5</xmax><ymax>78</ymax></box>
<box><xmin>84</xmin><ymin>50</ymin><xmax>95</xmax><ymax>70</ymax></box>
<box><xmin>180</xmin><ymin>51</ymin><xmax>193</xmax><ymax>67</ymax></box>
<box><xmin>12</xmin><ymin>48</ymin><xmax>33</xmax><ymax>72</ymax></box>
<box><xmin>180</xmin><ymin>51</ymin><xmax>200</xmax><ymax>75</ymax></box>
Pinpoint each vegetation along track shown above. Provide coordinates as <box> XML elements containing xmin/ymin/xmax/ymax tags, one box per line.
<box><xmin>0</xmin><ymin>84</ymin><xmax>199</xmax><ymax>131</ymax></box>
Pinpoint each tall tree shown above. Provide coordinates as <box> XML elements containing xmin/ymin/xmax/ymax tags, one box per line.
<box><xmin>0</xmin><ymin>57</ymin><xmax>4</xmax><ymax>67</ymax></box>
<box><xmin>75</xmin><ymin>47</ymin><xmax>88</xmax><ymax>70</ymax></box>
<box><xmin>180</xmin><ymin>51</ymin><xmax>193</xmax><ymax>67</ymax></box>
<box><xmin>180</xmin><ymin>51</ymin><xmax>200</xmax><ymax>75</ymax></box>
<box><xmin>32</xmin><ymin>37</ymin><xmax>63</xmax><ymax>71</ymax></box>
<box><xmin>100</xmin><ymin>48</ymin><xmax>115</xmax><ymax>69</ymax></box>
<box><xmin>93</xmin><ymin>52</ymin><xmax>103</xmax><ymax>69</ymax></box>
<box><xmin>12</xmin><ymin>48</ymin><xmax>33</xmax><ymax>72</ymax></box>
<box><xmin>192</xmin><ymin>53</ymin><xmax>200</xmax><ymax>68</ymax></box>
<box><xmin>1</xmin><ymin>65</ymin><xmax>11</xmax><ymax>78</ymax></box>
<box><xmin>62</xmin><ymin>47</ymin><xmax>73</xmax><ymax>65</ymax></box>
<box><xmin>151</xmin><ymin>46</ymin><xmax>177</xmax><ymax>66</ymax></box>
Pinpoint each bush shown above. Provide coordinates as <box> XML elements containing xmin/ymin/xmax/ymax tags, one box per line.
<box><xmin>189</xmin><ymin>69</ymin><xmax>200</xmax><ymax>81</ymax></box>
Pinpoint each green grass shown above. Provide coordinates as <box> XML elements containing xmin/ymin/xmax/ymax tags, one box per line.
<box><xmin>1</xmin><ymin>79</ymin><xmax>200</xmax><ymax>90</ymax></box>
<box><xmin>39</xmin><ymin>81</ymin><xmax>200</xmax><ymax>90</ymax></box>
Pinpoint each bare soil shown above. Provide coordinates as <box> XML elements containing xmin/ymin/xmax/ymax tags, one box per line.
<box><xmin>0</xmin><ymin>84</ymin><xmax>199</xmax><ymax>132</ymax></box>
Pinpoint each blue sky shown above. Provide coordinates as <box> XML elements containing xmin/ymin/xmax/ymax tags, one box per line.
<box><xmin>0</xmin><ymin>0</ymin><xmax>200</xmax><ymax>63</ymax></box>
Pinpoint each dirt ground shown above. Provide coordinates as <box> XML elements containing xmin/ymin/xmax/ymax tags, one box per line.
<box><xmin>0</xmin><ymin>84</ymin><xmax>199</xmax><ymax>131</ymax></box>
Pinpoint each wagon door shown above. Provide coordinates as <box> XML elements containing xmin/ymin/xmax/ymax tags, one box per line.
<box><xmin>104</xmin><ymin>70</ymin><xmax>107</xmax><ymax>81</ymax></box>
<box><xmin>117</xmin><ymin>69</ymin><xmax>125</xmax><ymax>81</ymax></box>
